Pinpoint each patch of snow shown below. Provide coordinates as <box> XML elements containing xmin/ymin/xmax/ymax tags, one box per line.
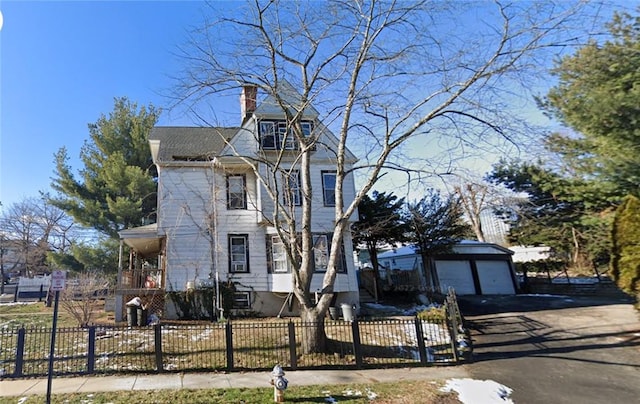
<box><xmin>551</xmin><ymin>277</ymin><xmax>600</xmax><ymax>284</ymax></box>
<box><xmin>363</xmin><ymin>302</ymin><xmax>398</xmax><ymax>311</ymax></box>
<box><xmin>342</xmin><ymin>389</ymin><xmax>362</xmax><ymax>397</ymax></box>
<box><xmin>17</xmin><ymin>397</ymin><xmax>29</xmax><ymax>404</ymax></box>
<box><xmin>441</xmin><ymin>378</ymin><xmax>514</xmax><ymax>404</ymax></box>
<box><xmin>402</xmin><ymin>303</ymin><xmax>440</xmax><ymax>316</ymax></box>
<box><xmin>0</xmin><ymin>301</ymin><xmax>39</xmax><ymax>307</ymax></box>
<box><xmin>365</xmin><ymin>387</ymin><xmax>378</xmax><ymax>400</ymax></box>
<box><xmin>322</xmin><ymin>390</ymin><xmax>337</xmax><ymax>403</ymax></box>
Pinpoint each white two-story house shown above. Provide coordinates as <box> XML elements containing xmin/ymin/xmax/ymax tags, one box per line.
<box><xmin>115</xmin><ymin>84</ymin><xmax>360</xmax><ymax>320</ymax></box>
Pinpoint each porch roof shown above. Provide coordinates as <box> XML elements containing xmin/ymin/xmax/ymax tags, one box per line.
<box><xmin>119</xmin><ymin>223</ymin><xmax>162</xmax><ymax>257</ymax></box>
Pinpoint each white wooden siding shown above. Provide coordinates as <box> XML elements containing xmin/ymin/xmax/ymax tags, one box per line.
<box><xmin>157</xmin><ymin>167</ymin><xmax>217</xmax><ymax>291</ymax></box>
<box><xmin>256</xmin><ymin>162</ymin><xmax>358</xmax><ymax>228</ymax></box>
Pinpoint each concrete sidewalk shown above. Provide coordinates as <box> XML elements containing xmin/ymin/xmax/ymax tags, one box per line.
<box><xmin>0</xmin><ymin>367</ymin><xmax>469</xmax><ymax>398</ymax></box>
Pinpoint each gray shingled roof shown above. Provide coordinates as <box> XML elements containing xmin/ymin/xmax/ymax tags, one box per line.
<box><xmin>150</xmin><ymin>126</ymin><xmax>240</xmax><ymax>162</ymax></box>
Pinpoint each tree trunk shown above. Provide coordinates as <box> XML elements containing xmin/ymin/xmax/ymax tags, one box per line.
<box><xmin>368</xmin><ymin>244</ymin><xmax>383</xmax><ymax>301</ymax></box>
<box><xmin>299</xmin><ymin>307</ymin><xmax>327</xmax><ymax>354</ymax></box>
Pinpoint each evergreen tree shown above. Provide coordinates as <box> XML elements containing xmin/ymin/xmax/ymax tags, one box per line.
<box><xmin>489</xmin><ymin>159</ymin><xmax>612</xmax><ymax>270</ymax></box>
<box><xmin>50</xmin><ymin>97</ymin><xmax>159</xmax><ymax>239</ymax></box>
<box><xmin>611</xmin><ymin>195</ymin><xmax>640</xmax><ymax>296</ymax></box>
<box><xmin>352</xmin><ymin>191</ymin><xmax>407</xmax><ymax>298</ymax></box>
<box><xmin>541</xmin><ymin>11</ymin><xmax>640</xmax><ymax>198</ymax></box>
<box><xmin>404</xmin><ymin>190</ymin><xmax>471</xmax><ymax>289</ymax></box>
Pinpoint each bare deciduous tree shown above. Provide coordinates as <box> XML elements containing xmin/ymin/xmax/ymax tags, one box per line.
<box><xmin>174</xmin><ymin>0</ymin><xmax>598</xmax><ymax>352</ymax></box>
<box><xmin>0</xmin><ymin>197</ymin><xmax>76</xmax><ymax>281</ymax></box>
<box><xmin>59</xmin><ymin>271</ymin><xmax>111</xmax><ymax>327</ymax></box>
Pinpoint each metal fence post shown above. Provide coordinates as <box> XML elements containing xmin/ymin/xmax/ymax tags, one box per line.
<box><xmin>225</xmin><ymin>321</ymin><xmax>234</xmax><ymax>371</ymax></box>
<box><xmin>414</xmin><ymin>317</ymin><xmax>428</xmax><ymax>364</ymax></box>
<box><xmin>87</xmin><ymin>327</ymin><xmax>96</xmax><ymax>374</ymax></box>
<box><xmin>288</xmin><ymin>320</ymin><xmax>297</xmax><ymax>370</ymax></box>
<box><xmin>351</xmin><ymin>319</ymin><xmax>363</xmax><ymax>369</ymax></box>
<box><xmin>154</xmin><ymin>324</ymin><xmax>163</xmax><ymax>372</ymax></box>
<box><xmin>14</xmin><ymin>327</ymin><xmax>25</xmax><ymax>377</ymax></box>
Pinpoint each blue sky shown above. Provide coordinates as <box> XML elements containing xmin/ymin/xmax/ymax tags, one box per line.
<box><xmin>0</xmin><ymin>1</ymin><xmax>633</xmax><ymax>210</ymax></box>
<box><xmin>0</xmin><ymin>0</ymin><xmax>214</xmax><ymax>208</ymax></box>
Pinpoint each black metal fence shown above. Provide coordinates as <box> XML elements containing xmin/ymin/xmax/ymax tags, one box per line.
<box><xmin>1</xmin><ymin>294</ymin><xmax>469</xmax><ymax>379</ymax></box>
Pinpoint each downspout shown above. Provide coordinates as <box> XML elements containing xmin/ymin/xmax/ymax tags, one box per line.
<box><xmin>211</xmin><ymin>160</ymin><xmax>222</xmax><ymax>319</ymax></box>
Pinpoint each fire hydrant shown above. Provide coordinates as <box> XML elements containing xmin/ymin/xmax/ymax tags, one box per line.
<box><xmin>269</xmin><ymin>364</ymin><xmax>288</xmax><ymax>402</ymax></box>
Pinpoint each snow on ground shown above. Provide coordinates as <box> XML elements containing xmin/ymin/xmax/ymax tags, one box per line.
<box><xmin>441</xmin><ymin>378</ymin><xmax>514</xmax><ymax>404</ymax></box>
<box><xmin>0</xmin><ymin>300</ymin><xmax>39</xmax><ymax>306</ymax></box>
<box><xmin>362</xmin><ymin>302</ymin><xmax>441</xmax><ymax>316</ymax></box>
<box><xmin>516</xmin><ymin>294</ymin><xmax>569</xmax><ymax>298</ymax></box>
<box><xmin>322</xmin><ymin>388</ymin><xmax>378</xmax><ymax>402</ymax></box>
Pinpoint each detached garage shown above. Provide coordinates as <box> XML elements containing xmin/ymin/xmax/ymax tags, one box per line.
<box><xmin>434</xmin><ymin>241</ymin><xmax>517</xmax><ymax>295</ymax></box>
<box><xmin>377</xmin><ymin>241</ymin><xmax>518</xmax><ymax>295</ymax></box>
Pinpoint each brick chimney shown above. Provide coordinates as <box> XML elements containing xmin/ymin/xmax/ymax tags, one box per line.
<box><xmin>240</xmin><ymin>84</ymin><xmax>257</xmax><ymax>122</ymax></box>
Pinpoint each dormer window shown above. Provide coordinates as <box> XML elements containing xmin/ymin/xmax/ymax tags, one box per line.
<box><xmin>259</xmin><ymin>120</ymin><xmax>313</xmax><ymax>150</ymax></box>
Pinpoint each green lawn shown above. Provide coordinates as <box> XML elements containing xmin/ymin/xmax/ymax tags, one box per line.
<box><xmin>0</xmin><ymin>380</ymin><xmax>461</xmax><ymax>403</ymax></box>
<box><xmin>0</xmin><ymin>300</ymin><xmax>111</xmax><ymax>329</ymax></box>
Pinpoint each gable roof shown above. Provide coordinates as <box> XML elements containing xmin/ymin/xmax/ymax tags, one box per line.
<box><xmin>254</xmin><ymin>80</ymin><xmax>320</xmax><ymax>119</ymax></box>
<box><xmin>149</xmin><ymin>126</ymin><xmax>240</xmax><ymax>163</ymax></box>
<box><xmin>377</xmin><ymin>241</ymin><xmax>513</xmax><ymax>259</ymax></box>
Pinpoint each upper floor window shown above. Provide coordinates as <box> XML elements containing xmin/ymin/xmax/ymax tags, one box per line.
<box><xmin>283</xmin><ymin>170</ymin><xmax>302</xmax><ymax>206</ymax></box>
<box><xmin>322</xmin><ymin>171</ymin><xmax>336</xmax><ymax>206</ymax></box>
<box><xmin>259</xmin><ymin>120</ymin><xmax>313</xmax><ymax>150</ymax></box>
<box><xmin>229</xmin><ymin>234</ymin><xmax>249</xmax><ymax>273</ymax></box>
<box><xmin>227</xmin><ymin>175</ymin><xmax>246</xmax><ymax>209</ymax></box>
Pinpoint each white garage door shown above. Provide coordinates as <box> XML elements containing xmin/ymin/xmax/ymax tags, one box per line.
<box><xmin>476</xmin><ymin>260</ymin><xmax>515</xmax><ymax>294</ymax></box>
<box><xmin>435</xmin><ymin>260</ymin><xmax>476</xmax><ymax>295</ymax></box>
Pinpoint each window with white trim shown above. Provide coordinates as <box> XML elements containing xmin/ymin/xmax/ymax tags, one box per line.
<box><xmin>322</xmin><ymin>171</ymin><xmax>336</xmax><ymax>206</ymax></box>
<box><xmin>227</xmin><ymin>175</ymin><xmax>246</xmax><ymax>209</ymax></box>
<box><xmin>313</xmin><ymin>235</ymin><xmax>329</xmax><ymax>271</ymax></box>
<box><xmin>259</xmin><ymin>120</ymin><xmax>313</xmax><ymax>150</ymax></box>
<box><xmin>229</xmin><ymin>235</ymin><xmax>249</xmax><ymax>273</ymax></box>
<box><xmin>283</xmin><ymin>170</ymin><xmax>301</xmax><ymax>206</ymax></box>
<box><xmin>271</xmin><ymin>236</ymin><xmax>289</xmax><ymax>273</ymax></box>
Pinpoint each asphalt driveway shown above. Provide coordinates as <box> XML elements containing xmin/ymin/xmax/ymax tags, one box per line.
<box><xmin>459</xmin><ymin>295</ymin><xmax>640</xmax><ymax>404</ymax></box>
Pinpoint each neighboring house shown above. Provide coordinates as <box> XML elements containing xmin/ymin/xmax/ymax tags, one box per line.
<box><xmin>115</xmin><ymin>84</ymin><xmax>360</xmax><ymax>321</ymax></box>
<box><xmin>0</xmin><ymin>238</ymin><xmax>28</xmax><ymax>278</ymax></box>
<box><xmin>509</xmin><ymin>245</ymin><xmax>552</xmax><ymax>263</ymax></box>
<box><xmin>373</xmin><ymin>240</ymin><xmax>518</xmax><ymax>295</ymax></box>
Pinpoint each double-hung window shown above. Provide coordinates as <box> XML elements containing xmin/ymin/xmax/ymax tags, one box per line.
<box><xmin>283</xmin><ymin>170</ymin><xmax>301</xmax><ymax>206</ymax></box>
<box><xmin>259</xmin><ymin>120</ymin><xmax>313</xmax><ymax>150</ymax></box>
<box><xmin>313</xmin><ymin>235</ymin><xmax>329</xmax><ymax>271</ymax></box>
<box><xmin>227</xmin><ymin>175</ymin><xmax>246</xmax><ymax>209</ymax></box>
<box><xmin>229</xmin><ymin>235</ymin><xmax>249</xmax><ymax>273</ymax></box>
<box><xmin>271</xmin><ymin>236</ymin><xmax>289</xmax><ymax>273</ymax></box>
<box><xmin>311</xmin><ymin>233</ymin><xmax>347</xmax><ymax>273</ymax></box>
<box><xmin>321</xmin><ymin>171</ymin><xmax>336</xmax><ymax>206</ymax></box>
<box><xmin>277</xmin><ymin>122</ymin><xmax>298</xmax><ymax>150</ymax></box>
<box><xmin>301</xmin><ymin>121</ymin><xmax>312</xmax><ymax>137</ymax></box>
<box><xmin>259</xmin><ymin>121</ymin><xmax>277</xmax><ymax>149</ymax></box>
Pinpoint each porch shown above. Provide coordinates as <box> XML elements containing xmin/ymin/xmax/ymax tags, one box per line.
<box><xmin>115</xmin><ymin>223</ymin><xmax>166</xmax><ymax>322</ymax></box>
